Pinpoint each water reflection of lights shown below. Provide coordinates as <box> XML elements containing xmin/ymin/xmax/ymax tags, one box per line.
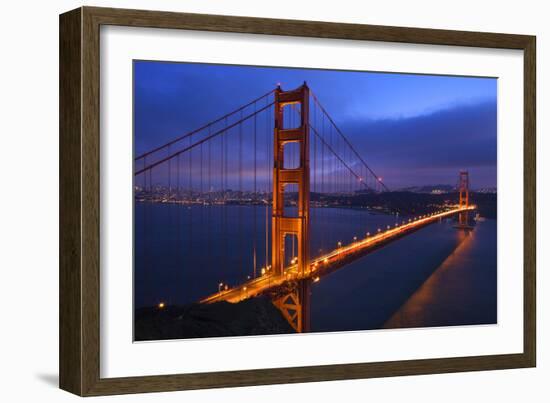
<box><xmin>384</xmin><ymin>229</ymin><xmax>477</xmax><ymax>329</ymax></box>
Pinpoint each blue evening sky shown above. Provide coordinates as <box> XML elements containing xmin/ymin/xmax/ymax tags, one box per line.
<box><xmin>134</xmin><ymin>61</ymin><xmax>497</xmax><ymax>189</ymax></box>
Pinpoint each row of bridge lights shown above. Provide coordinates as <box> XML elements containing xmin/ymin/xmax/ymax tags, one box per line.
<box><xmin>215</xmin><ymin>209</ymin><xmax>453</xmax><ymax>296</ymax></box>
<box><xmin>217</xmin><ymin>264</ymin><xmax>276</xmax><ymax>294</ymax></box>
<box><xmin>333</xmin><ymin>210</ymin><xmax>451</xmax><ymax>251</ymax></box>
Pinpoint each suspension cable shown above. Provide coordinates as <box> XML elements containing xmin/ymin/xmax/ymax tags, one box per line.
<box><xmin>135</xmin><ymin>89</ymin><xmax>275</xmax><ymax>161</ymax></box>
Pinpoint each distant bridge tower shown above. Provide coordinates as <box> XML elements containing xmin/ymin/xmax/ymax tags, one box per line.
<box><xmin>271</xmin><ymin>83</ymin><xmax>311</xmax><ymax>332</ymax></box>
<box><xmin>457</xmin><ymin>170</ymin><xmax>471</xmax><ymax>228</ymax></box>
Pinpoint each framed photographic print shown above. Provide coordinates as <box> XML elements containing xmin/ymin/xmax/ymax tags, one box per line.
<box><xmin>59</xmin><ymin>6</ymin><xmax>536</xmax><ymax>396</ymax></box>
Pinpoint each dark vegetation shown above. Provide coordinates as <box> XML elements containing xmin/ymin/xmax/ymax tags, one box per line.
<box><xmin>309</xmin><ymin>191</ymin><xmax>497</xmax><ymax>218</ymax></box>
<box><xmin>135</xmin><ymin>296</ymin><xmax>294</xmax><ymax>341</ymax></box>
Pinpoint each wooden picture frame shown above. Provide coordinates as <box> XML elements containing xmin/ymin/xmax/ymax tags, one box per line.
<box><xmin>59</xmin><ymin>6</ymin><xmax>536</xmax><ymax>396</ymax></box>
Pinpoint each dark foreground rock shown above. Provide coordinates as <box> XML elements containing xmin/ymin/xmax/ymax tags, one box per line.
<box><xmin>135</xmin><ymin>296</ymin><xmax>295</xmax><ymax>341</ymax></box>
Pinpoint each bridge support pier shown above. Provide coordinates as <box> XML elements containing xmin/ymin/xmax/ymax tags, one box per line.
<box><xmin>458</xmin><ymin>210</ymin><xmax>470</xmax><ymax>227</ymax></box>
<box><xmin>273</xmin><ymin>279</ymin><xmax>311</xmax><ymax>333</ymax></box>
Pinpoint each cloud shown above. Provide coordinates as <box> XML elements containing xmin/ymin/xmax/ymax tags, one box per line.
<box><xmin>336</xmin><ymin>101</ymin><xmax>497</xmax><ymax>187</ymax></box>
<box><xmin>134</xmin><ymin>61</ymin><xmax>497</xmax><ymax>189</ymax></box>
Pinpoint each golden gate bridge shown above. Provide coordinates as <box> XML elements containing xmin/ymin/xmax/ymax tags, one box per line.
<box><xmin>134</xmin><ymin>83</ymin><xmax>475</xmax><ymax>333</ymax></box>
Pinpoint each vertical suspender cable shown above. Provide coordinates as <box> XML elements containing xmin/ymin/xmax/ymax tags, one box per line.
<box><xmin>253</xmin><ymin>102</ymin><xmax>257</xmax><ymax>278</ymax></box>
<box><xmin>239</xmin><ymin>110</ymin><xmax>243</xmax><ymax>279</ymax></box>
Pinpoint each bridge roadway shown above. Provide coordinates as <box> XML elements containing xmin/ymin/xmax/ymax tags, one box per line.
<box><xmin>200</xmin><ymin>205</ymin><xmax>476</xmax><ymax>304</ymax></box>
